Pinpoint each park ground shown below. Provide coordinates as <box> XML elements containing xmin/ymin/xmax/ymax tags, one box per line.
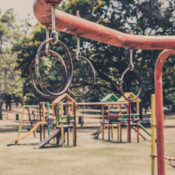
<box><xmin>0</xmin><ymin>106</ymin><xmax>175</xmax><ymax>175</ymax></box>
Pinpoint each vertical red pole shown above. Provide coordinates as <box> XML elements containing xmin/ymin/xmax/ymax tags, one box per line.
<box><xmin>154</xmin><ymin>49</ymin><xmax>175</xmax><ymax>175</ymax></box>
<box><xmin>73</xmin><ymin>102</ymin><xmax>77</xmax><ymax>146</ymax></box>
<box><xmin>39</xmin><ymin>103</ymin><xmax>42</xmax><ymax>141</ymax></box>
<box><xmin>108</xmin><ymin>105</ymin><xmax>110</xmax><ymax>141</ymax></box>
<box><xmin>127</xmin><ymin>102</ymin><xmax>131</xmax><ymax>143</ymax></box>
<box><xmin>136</xmin><ymin>102</ymin><xmax>140</xmax><ymax>143</ymax></box>
<box><xmin>102</xmin><ymin>105</ymin><xmax>104</xmax><ymax>140</ymax></box>
<box><xmin>119</xmin><ymin>104</ymin><xmax>122</xmax><ymax>142</ymax></box>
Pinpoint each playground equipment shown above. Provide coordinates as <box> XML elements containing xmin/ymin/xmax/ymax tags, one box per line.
<box><xmin>119</xmin><ymin>49</ymin><xmax>142</xmax><ymax>101</ymax></box>
<box><xmin>9</xmin><ymin>104</ymin><xmax>47</xmax><ymax>144</ymax></box>
<box><xmin>67</xmin><ymin>10</ymin><xmax>95</xmax><ymax>98</ymax></box>
<box><xmin>35</xmin><ymin>93</ymin><xmax>77</xmax><ymax>148</ymax></box>
<box><xmin>33</xmin><ymin>1</ymin><xmax>175</xmax><ymax>174</ymax></box>
<box><xmin>9</xmin><ymin>94</ymin><xmax>77</xmax><ymax>148</ymax></box>
<box><xmin>100</xmin><ymin>92</ymin><xmax>151</xmax><ymax>143</ymax></box>
<box><xmin>29</xmin><ymin>6</ymin><xmax>95</xmax><ymax>99</ymax></box>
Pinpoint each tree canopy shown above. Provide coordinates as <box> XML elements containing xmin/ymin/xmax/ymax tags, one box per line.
<box><xmin>10</xmin><ymin>0</ymin><xmax>175</xmax><ymax>113</ymax></box>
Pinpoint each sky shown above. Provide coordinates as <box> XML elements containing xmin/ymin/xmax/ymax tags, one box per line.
<box><xmin>0</xmin><ymin>0</ymin><xmax>37</xmax><ymax>24</ymax></box>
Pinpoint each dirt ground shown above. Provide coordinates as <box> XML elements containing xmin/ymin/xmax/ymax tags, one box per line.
<box><xmin>0</xmin><ymin>106</ymin><xmax>175</xmax><ymax>175</ymax></box>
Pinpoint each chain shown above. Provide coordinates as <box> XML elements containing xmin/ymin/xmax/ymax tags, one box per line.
<box><xmin>151</xmin><ymin>154</ymin><xmax>175</xmax><ymax>168</ymax></box>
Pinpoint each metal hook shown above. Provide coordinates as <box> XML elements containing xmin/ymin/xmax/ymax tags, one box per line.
<box><xmin>129</xmin><ymin>49</ymin><xmax>134</xmax><ymax>71</ymax></box>
<box><xmin>45</xmin><ymin>26</ymin><xmax>50</xmax><ymax>55</ymax></box>
<box><xmin>76</xmin><ymin>37</ymin><xmax>81</xmax><ymax>59</ymax></box>
<box><xmin>75</xmin><ymin>10</ymin><xmax>81</xmax><ymax>59</ymax></box>
<box><xmin>50</xmin><ymin>5</ymin><xmax>58</xmax><ymax>44</ymax></box>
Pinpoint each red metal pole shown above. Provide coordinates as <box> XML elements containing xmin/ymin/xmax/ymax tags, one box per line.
<box><xmin>33</xmin><ymin>0</ymin><xmax>175</xmax><ymax>50</ymax></box>
<box><xmin>73</xmin><ymin>102</ymin><xmax>77</xmax><ymax>146</ymax></box>
<box><xmin>127</xmin><ymin>102</ymin><xmax>131</xmax><ymax>143</ymax></box>
<box><xmin>108</xmin><ymin>105</ymin><xmax>110</xmax><ymax>141</ymax></box>
<box><xmin>102</xmin><ymin>105</ymin><xmax>105</xmax><ymax>140</ymax></box>
<box><xmin>155</xmin><ymin>49</ymin><xmax>175</xmax><ymax>175</ymax></box>
<box><xmin>136</xmin><ymin>102</ymin><xmax>140</xmax><ymax>143</ymax></box>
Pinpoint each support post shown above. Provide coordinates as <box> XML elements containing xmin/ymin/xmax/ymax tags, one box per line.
<box><xmin>154</xmin><ymin>49</ymin><xmax>175</xmax><ymax>175</ymax></box>
<box><xmin>42</xmin><ymin>103</ymin><xmax>45</xmax><ymax>139</ymax></box>
<box><xmin>27</xmin><ymin>108</ymin><xmax>36</xmax><ymax>137</ymax></box>
<box><xmin>102</xmin><ymin>105</ymin><xmax>104</xmax><ymax>140</ymax></box>
<box><xmin>73</xmin><ymin>102</ymin><xmax>77</xmax><ymax>146</ymax></box>
<box><xmin>136</xmin><ymin>101</ymin><xmax>140</xmax><ymax>143</ymax></box>
<box><xmin>127</xmin><ymin>102</ymin><xmax>131</xmax><ymax>143</ymax></box>
<box><xmin>39</xmin><ymin>103</ymin><xmax>42</xmax><ymax>141</ymax></box>
<box><xmin>151</xmin><ymin>94</ymin><xmax>156</xmax><ymax>175</ymax></box>
<box><xmin>119</xmin><ymin>104</ymin><xmax>122</xmax><ymax>142</ymax></box>
<box><xmin>108</xmin><ymin>105</ymin><xmax>110</xmax><ymax>141</ymax></box>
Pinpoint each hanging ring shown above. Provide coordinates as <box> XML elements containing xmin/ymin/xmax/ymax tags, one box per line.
<box><xmin>34</xmin><ymin>38</ymin><xmax>73</xmax><ymax>96</ymax></box>
<box><xmin>29</xmin><ymin>60</ymin><xmax>54</xmax><ymax>99</ymax></box>
<box><xmin>119</xmin><ymin>67</ymin><xmax>142</xmax><ymax>101</ymax></box>
<box><xmin>30</xmin><ymin>49</ymin><xmax>68</xmax><ymax>98</ymax></box>
<box><xmin>35</xmin><ymin>50</ymin><xmax>68</xmax><ymax>96</ymax></box>
<box><xmin>67</xmin><ymin>56</ymin><xmax>96</xmax><ymax>97</ymax></box>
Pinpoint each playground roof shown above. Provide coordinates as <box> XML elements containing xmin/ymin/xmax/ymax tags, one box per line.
<box><xmin>100</xmin><ymin>93</ymin><xmax>118</xmax><ymax>102</ymax></box>
<box><xmin>52</xmin><ymin>93</ymin><xmax>76</xmax><ymax>104</ymax></box>
<box><xmin>118</xmin><ymin>92</ymin><xmax>141</xmax><ymax>103</ymax></box>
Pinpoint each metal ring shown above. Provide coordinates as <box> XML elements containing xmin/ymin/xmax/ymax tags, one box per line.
<box><xmin>35</xmin><ymin>38</ymin><xmax>73</xmax><ymax>96</ymax></box>
<box><xmin>35</xmin><ymin>50</ymin><xmax>68</xmax><ymax>96</ymax></box>
<box><xmin>29</xmin><ymin>60</ymin><xmax>53</xmax><ymax>99</ymax></box>
<box><xmin>67</xmin><ymin>56</ymin><xmax>95</xmax><ymax>97</ymax></box>
<box><xmin>119</xmin><ymin>67</ymin><xmax>142</xmax><ymax>101</ymax></box>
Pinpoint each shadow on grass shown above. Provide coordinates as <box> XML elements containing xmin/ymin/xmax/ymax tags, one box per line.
<box><xmin>91</xmin><ymin>137</ymin><xmax>128</xmax><ymax>144</ymax></box>
<box><xmin>0</xmin><ymin>128</ymin><xmax>18</xmax><ymax>133</ymax></box>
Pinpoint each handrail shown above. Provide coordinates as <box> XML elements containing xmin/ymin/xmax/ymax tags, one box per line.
<box><xmin>33</xmin><ymin>0</ymin><xmax>175</xmax><ymax>50</ymax></box>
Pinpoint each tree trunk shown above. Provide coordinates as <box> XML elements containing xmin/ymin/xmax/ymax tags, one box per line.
<box><xmin>0</xmin><ymin>101</ymin><xmax>3</xmax><ymax>120</ymax></box>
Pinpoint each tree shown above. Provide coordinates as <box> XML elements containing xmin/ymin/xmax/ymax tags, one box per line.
<box><xmin>0</xmin><ymin>9</ymin><xmax>24</xmax><ymax>119</ymax></box>
<box><xmin>14</xmin><ymin>0</ymin><xmax>175</xmax><ymax>113</ymax></box>
<box><xmin>61</xmin><ymin>0</ymin><xmax>175</xmax><ymax>111</ymax></box>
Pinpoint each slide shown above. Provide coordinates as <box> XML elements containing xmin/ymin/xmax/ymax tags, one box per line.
<box><xmin>9</xmin><ymin>122</ymin><xmax>47</xmax><ymax>144</ymax></box>
<box><xmin>138</xmin><ymin>123</ymin><xmax>152</xmax><ymax>137</ymax></box>
<box><xmin>34</xmin><ymin>129</ymin><xmax>61</xmax><ymax>149</ymax></box>
<box><xmin>91</xmin><ymin>124</ymin><xmax>103</xmax><ymax>139</ymax></box>
<box><xmin>132</xmin><ymin>126</ymin><xmax>147</xmax><ymax>140</ymax></box>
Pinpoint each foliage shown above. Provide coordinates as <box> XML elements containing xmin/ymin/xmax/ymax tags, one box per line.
<box><xmin>13</xmin><ymin>0</ymin><xmax>175</xmax><ymax>112</ymax></box>
<box><xmin>0</xmin><ymin>9</ymin><xmax>25</xmax><ymax>116</ymax></box>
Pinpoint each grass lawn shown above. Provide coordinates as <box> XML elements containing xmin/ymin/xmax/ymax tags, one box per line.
<box><xmin>0</xmin><ymin>107</ymin><xmax>175</xmax><ymax>175</ymax></box>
